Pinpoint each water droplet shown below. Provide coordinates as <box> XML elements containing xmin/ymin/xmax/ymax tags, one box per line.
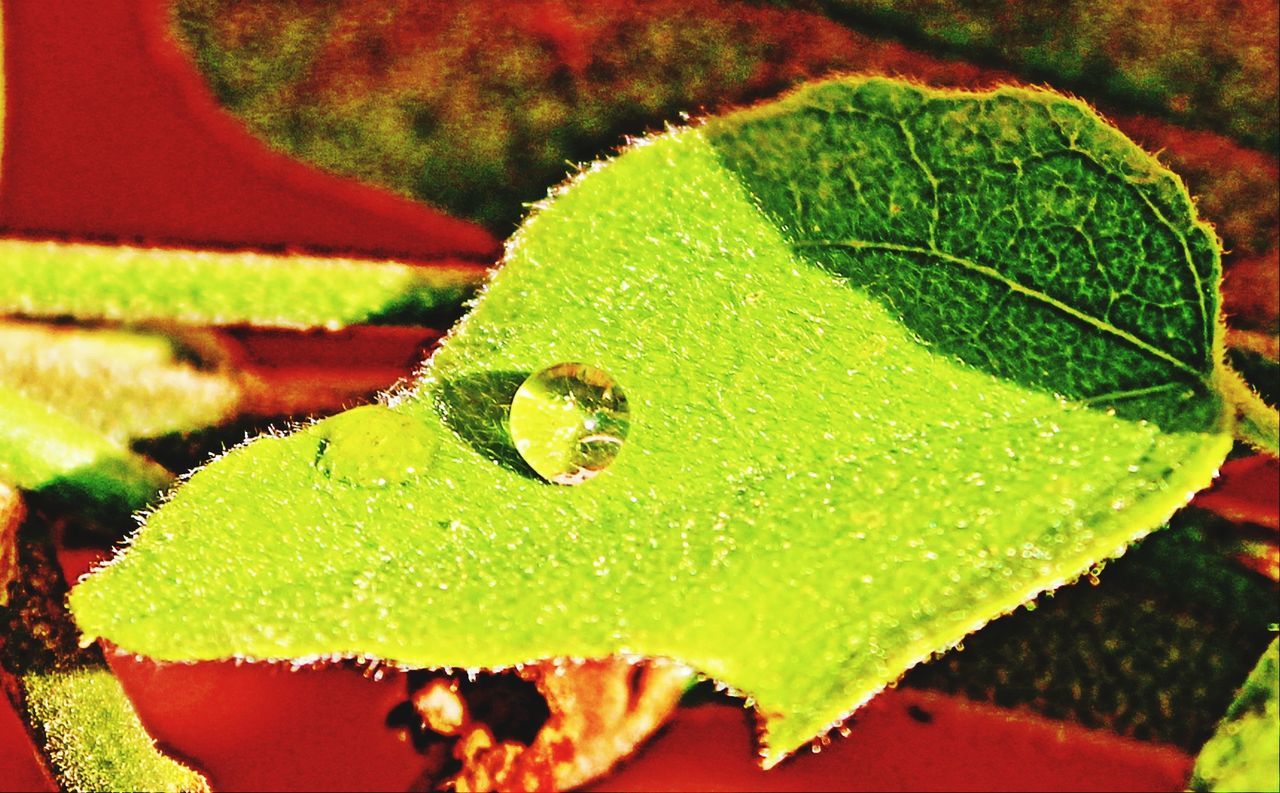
<box><xmin>508</xmin><ymin>362</ymin><xmax>630</xmax><ymax>485</ymax></box>
<box><xmin>314</xmin><ymin>405</ymin><xmax>439</xmax><ymax>487</ymax></box>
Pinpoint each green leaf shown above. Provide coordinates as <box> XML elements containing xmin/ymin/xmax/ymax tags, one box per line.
<box><xmin>0</xmin><ymin>386</ymin><xmax>171</xmax><ymax>515</ymax></box>
<box><xmin>1191</xmin><ymin>639</ymin><xmax>1280</xmax><ymax>793</ymax></box>
<box><xmin>0</xmin><ymin>322</ymin><xmax>240</xmax><ymax>444</ymax></box>
<box><xmin>70</xmin><ymin>78</ymin><xmax>1236</xmax><ymax>765</ymax></box>
<box><xmin>0</xmin><ymin>239</ymin><xmax>482</xmax><ymax>328</ymax></box>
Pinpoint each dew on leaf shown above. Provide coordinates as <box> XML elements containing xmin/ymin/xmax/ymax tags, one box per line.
<box><xmin>508</xmin><ymin>362</ymin><xmax>631</xmax><ymax>485</ymax></box>
<box><xmin>313</xmin><ymin>405</ymin><xmax>439</xmax><ymax>487</ymax></box>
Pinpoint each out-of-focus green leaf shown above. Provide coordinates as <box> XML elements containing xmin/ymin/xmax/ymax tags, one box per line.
<box><xmin>1191</xmin><ymin>639</ymin><xmax>1280</xmax><ymax>792</ymax></box>
<box><xmin>0</xmin><ymin>386</ymin><xmax>170</xmax><ymax>515</ymax></box>
<box><xmin>816</xmin><ymin>0</ymin><xmax>1279</xmax><ymax>149</ymax></box>
<box><xmin>172</xmin><ymin>0</ymin><xmax>891</xmax><ymax>232</ymax></box>
<box><xmin>0</xmin><ymin>239</ymin><xmax>482</xmax><ymax>329</ymax></box>
<box><xmin>0</xmin><ymin>323</ymin><xmax>240</xmax><ymax>444</ymax></box>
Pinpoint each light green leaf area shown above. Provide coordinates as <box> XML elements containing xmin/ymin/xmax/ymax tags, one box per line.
<box><xmin>70</xmin><ymin>79</ymin><xmax>1235</xmax><ymax>764</ymax></box>
<box><xmin>0</xmin><ymin>386</ymin><xmax>170</xmax><ymax>514</ymax></box>
<box><xmin>21</xmin><ymin>668</ymin><xmax>209</xmax><ymax>793</ymax></box>
<box><xmin>0</xmin><ymin>323</ymin><xmax>239</xmax><ymax>443</ymax></box>
<box><xmin>0</xmin><ymin>239</ymin><xmax>482</xmax><ymax>328</ymax></box>
<box><xmin>1191</xmin><ymin>639</ymin><xmax>1280</xmax><ymax>793</ymax></box>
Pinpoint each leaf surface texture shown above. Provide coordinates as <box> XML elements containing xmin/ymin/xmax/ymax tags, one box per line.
<box><xmin>71</xmin><ymin>79</ymin><xmax>1234</xmax><ymax>763</ymax></box>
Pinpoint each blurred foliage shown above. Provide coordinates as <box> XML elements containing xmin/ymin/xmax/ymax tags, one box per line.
<box><xmin>815</xmin><ymin>0</ymin><xmax>1279</xmax><ymax>151</ymax></box>
<box><xmin>174</xmin><ymin>2</ymin><xmax>1277</xmax><ymax>343</ymax></box>
<box><xmin>175</xmin><ymin>0</ymin><xmax>872</xmax><ymax>232</ymax></box>
<box><xmin>1190</xmin><ymin>639</ymin><xmax>1279</xmax><ymax>792</ymax></box>
<box><xmin>0</xmin><ymin>323</ymin><xmax>238</xmax><ymax>445</ymax></box>
<box><xmin>906</xmin><ymin>509</ymin><xmax>1279</xmax><ymax>750</ymax></box>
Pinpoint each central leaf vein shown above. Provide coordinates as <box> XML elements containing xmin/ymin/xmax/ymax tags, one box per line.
<box><xmin>797</xmin><ymin>239</ymin><xmax>1205</xmax><ymax>380</ymax></box>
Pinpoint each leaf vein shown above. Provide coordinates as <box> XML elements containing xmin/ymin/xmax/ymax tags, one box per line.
<box><xmin>1059</xmin><ymin>144</ymin><xmax>1212</xmax><ymax>362</ymax></box>
<box><xmin>797</xmin><ymin>239</ymin><xmax>1205</xmax><ymax>380</ymax></box>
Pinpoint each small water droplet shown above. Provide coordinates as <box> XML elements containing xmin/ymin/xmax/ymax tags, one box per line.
<box><xmin>508</xmin><ymin>362</ymin><xmax>630</xmax><ymax>485</ymax></box>
<box><xmin>313</xmin><ymin>405</ymin><xmax>439</xmax><ymax>487</ymax></box>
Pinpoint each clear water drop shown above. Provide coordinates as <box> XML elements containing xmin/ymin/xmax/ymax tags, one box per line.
<box><xmin>508</xmin><ymin>362</ymin><xmax>630</xmax><ymax>485</ymax></box>
<box><xmin>314</xmin><ymin>405</ymin><xmax>438</xmax><ymax>487</ymax></box>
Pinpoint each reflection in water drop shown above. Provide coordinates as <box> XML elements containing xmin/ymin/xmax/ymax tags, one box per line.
<box><xmin>314</xmin><ymin>404</ymin><xmax>439</xmax><ymax>487</ymax></box>
<box><xmin>508</xmin><ymin>363</ymin><xmax>630</xmax><ymax>485</ymax></box>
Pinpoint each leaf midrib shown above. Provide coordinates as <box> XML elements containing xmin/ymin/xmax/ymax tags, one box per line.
<box><xmin>733</xmin><ymin>90</ymin><xmax>1215</xmax><ymax>379</ymax></box>
<box><xmin>795</xmin><ymin>238</ymin><xmax>1206</xmax><ymax>382</ymax></box>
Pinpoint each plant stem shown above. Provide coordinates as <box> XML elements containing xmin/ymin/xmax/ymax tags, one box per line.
<box><xmin>1219</xmin><ymin>365</ymin><xmax>1280</xmax><ymax>455</ymax></box>
<box><xmin>0</xmin><ymin>492</ymin><xmax>209</xmax><ymax>793</ymax></box>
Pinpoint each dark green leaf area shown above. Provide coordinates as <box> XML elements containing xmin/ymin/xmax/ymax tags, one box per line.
<box><xmin>709</xmin><ymin>79</ymin><xmax>1220</xmax><ymax>426</ymax></box>
<box><xmin>906</xmin><ymin>510</ymin><xmax>1279</xmax><ymax>749</ymax></box>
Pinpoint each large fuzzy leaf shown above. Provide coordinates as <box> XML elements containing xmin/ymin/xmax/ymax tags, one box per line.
<box><xmin>71</xmin><ymin>79</ymin><xmax>1238</xmax><ymax>764</ymax></box>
